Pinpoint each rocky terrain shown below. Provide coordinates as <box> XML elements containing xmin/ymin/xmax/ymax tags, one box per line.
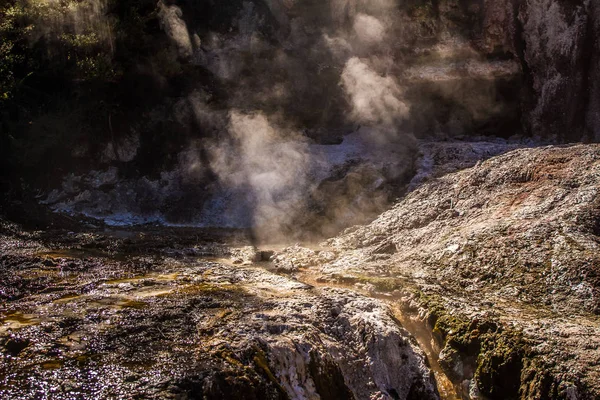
<box><xmin>277</xmin><ymin>144</ymin><xmax>600</xmax><ymax>399</ymax></box>
<box><xmin>0</xmin><ymin>223</ymin><xmax>439</xmax><ymax>400</ymax></box>
<box><xmin>2</xmin><ymin>0</ymin><xmax>600</xmax><ymax>399</ymax></box>
<box><xmin>3</xmin><ymin>143</ymin><xmax>600</xmax><ymax>400</ymax></box>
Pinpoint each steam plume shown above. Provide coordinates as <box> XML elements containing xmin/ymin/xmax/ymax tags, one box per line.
<box><xmin>207</xmin><ymin>111</ymin><xmax>313</xmax><ymax>238</ymax></box>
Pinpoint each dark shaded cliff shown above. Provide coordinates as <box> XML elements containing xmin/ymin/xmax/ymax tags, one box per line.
<box><xmin>1</xmin><ymin>0</ymin><xmax>598</xmax><ymax>229</ymax></box>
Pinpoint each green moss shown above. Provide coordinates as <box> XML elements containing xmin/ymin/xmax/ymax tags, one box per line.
<box><xmin>251</xmin><ymin>347</ymin><xmax>290</xmax><ymax>398</ymax></box>
<box><xmin>120</xmin><ymin>299</ymin><xmax>146</xmax><ymax>309</ymax></box>
<box><xmin>562</xmin><ymin>235</ymin><xmax>585</xmax><ymax>251</ymax></box>
<box><xmin>252</xmin><ymin>349</ymin><xmax>279</xmax><ymax>386</ymax></box>
<box><xmin>215</xmin><ymin>348</ymin><xmax>246</xmax><ymax>368</ymax></box>
<box><xmin>474</xmin><ymin>330</ymin><xmax>526</xmax><ymax>399</ymax></box>
<box><xmin>178</xmin><ymin>282</ymin><xmax>247</xmax><ymax>297</ymax></box>
<box><xmin>406</xmin><ymin>0</ymin><xmax>436</xmax><ymax>21</ymax></box>
<box><xmin>412</xmin><ymin>291</ymin><xmax>540</xmax><ymax>400</ymax></box>
<box><xmin>41</xmin><ymin>360</ymin><xmax>63</xmax><ymax>370</ymax></box>
<box><xmin>360</xmin><ymin>276</ymin><xmax>403</xmax><ymax>292</ymax></box>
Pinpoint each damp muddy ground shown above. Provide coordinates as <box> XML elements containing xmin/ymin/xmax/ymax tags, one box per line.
<box><xmin>0</xmin><ymin>222</ymin><xmax>444</xmax><ymax>400</ymax></box>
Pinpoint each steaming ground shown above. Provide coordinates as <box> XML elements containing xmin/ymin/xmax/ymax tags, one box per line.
<box><xmin>42</xmin><ymin>134</ymin><xmax>532</xmax><ymax>242</ymax></box>
<box><xmin>44</xmin><ymin>127</ymin><xmax>406</xmax><ymax>230</ymax></box>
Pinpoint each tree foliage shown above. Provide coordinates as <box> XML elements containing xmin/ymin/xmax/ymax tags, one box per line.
<box><xmin>0</xmin><ymin>0</ymin><xmax>178</xmax><ymax>193</ymax></box>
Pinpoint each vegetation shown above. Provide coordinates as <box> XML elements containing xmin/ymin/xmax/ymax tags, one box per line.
<box><xmin>0</xmin><ymin>0</ymin><xmax>179</xmax><ymax>200</ymax></box>
<box><xmin>415</xmin><ymin>291</ymin><xmax>589</xmax><ymax>400</ymax></box>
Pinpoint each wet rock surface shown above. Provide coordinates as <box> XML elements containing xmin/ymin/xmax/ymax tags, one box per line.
<box><xmin>279</xmin><ymin>144</ymin><xmax>600</xmax><ymax>399</ymax></box>
<box><xmin>3</xmin><ymin>142</ymin><xmax>600</xmax><ymax>400</ymax></box>
<box><xmin>0</xmin><ymin>223</ymin><xmax>439</xmax><ymax>400</ymax></box>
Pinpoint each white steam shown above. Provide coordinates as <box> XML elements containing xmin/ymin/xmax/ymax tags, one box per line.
<box><xmin>208</xmin><ymin>111</ymin><xmax>313</xmax><ymax>233</ymax></box>
<box><xmin>341</xmin><ymin>57</ymin><xmax>409</xmax><ymax>127</ymax></box>
<box><xmin>184</xmin><ymin>1</ymin><xmax>416</xmax><ymax>238</ymax></box>
<box><xmin>29</xmin><ymin>0</ymin><xmax>521</xmax><ymax>240</ymax></box>
<box><xmin>353</xmin><ymin>13</ymin><xmax>387</xmax><ymax>44</ymax></box>
<box><xmin>158</xmin><ymin>1</ymin><xmax>193</xmax><ymax>59</ymax></box>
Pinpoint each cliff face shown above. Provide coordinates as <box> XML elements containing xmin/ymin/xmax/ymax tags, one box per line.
<box><xmin>397</xmin><ymin>0</ymin><xmax>599</xmax><ymax>141</ymax></box>
<box><xmin>485</xmin><ymin>0</ymin><xmax>598</xmax><ymax>141</ymax></box>
<box><xmin>253</xmin><ymin>0</ymin><xmax>600</xmax><ymax>141</ymax></box>
<box><xmin>587</xmin><ymin>0</ymin><xmax>600</xmax><ymax>141</ymax></box>
<box><xmin>1</xmin><ymin>0</ymin><xmax>599</xmax><ymax>232</ymax></box>
<box><xmin>518</xmin><ymin>0</ymin><xmax>598</xmax><ymax>141</ymax></box>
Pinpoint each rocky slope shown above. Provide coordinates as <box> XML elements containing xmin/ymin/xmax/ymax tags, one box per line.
<box><xmin>278</xmin><ymin>144</ymin><xmax>600</xmax><ymax>399</ymax></box>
